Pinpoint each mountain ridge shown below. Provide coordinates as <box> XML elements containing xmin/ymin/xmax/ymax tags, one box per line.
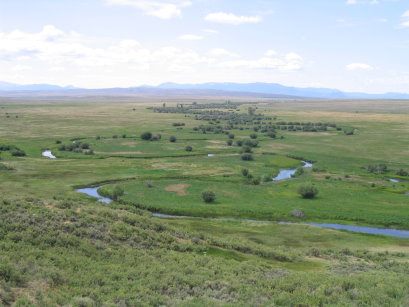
<box><xmin>1</xmin><ymin>81</ymin><xmax>408</xmax><ymax>99</ymax></box>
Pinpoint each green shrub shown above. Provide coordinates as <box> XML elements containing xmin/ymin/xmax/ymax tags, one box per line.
<box><xmin>297</xmin><ymin>183</ymin><xmax>319</xmax><ymax>199</ymax></box>
<box><xmin>396</xmin><ymin>169</ymin><xmax>408</xmax><ymax>176</ymax></box>
<box><xmin>169</xmin><ymin>136</ymin><xmax>177</xmax><ymax>142</ymax></box>
<box><xmin>241</xmin><ymin>154</ymin><xmax>254</xmax><ymax>161</ymax></box>
<box><xmin>241</xmin><ymin>168</ymin><xmax>249</xmax><ymax>176</ymax></box>
<box><xmin>250</xmin><ymin>133</ymin><xmax>258</xmax><ymax>139</ymax></box>
<box><xmin>226</xmin><ymin>139</ymin><xmax>233</xmax><ymax>146</ymax></box>
<box><xmin>11</xmin><ymin>150</ymin><xmax>26</xmax><ymax>157</ymax></box>
<box><xmin>140</xmin><ymin>132</ymin><xmax>152</xmax><ymax>140</ymax></box>
<box><xmin>202</xmin><ymin>191</ymin><xmax>216</xmax><ymax>203</ymax></box>
<box><xmin>185</xmin><ymin>146</ymin><xmax>193</xmax><ymax>152</ymax></box>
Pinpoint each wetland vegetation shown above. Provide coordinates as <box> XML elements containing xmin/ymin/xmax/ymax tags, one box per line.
<box><xmin>1</xmin><ymin>96</ymin><xmax>409</xmax><ymax>306</ymax></box>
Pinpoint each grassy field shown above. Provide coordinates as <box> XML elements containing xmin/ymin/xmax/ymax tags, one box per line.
<box><xmin>1</xmin><ymin>96</ymin><xmax>409</xmax><ymax>305</ymax></box>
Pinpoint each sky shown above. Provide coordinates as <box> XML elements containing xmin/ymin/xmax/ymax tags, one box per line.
<box><xmin>0</xmin><ymin>0</ymin><xmax>409</xmax><ymax>93</ymax></box>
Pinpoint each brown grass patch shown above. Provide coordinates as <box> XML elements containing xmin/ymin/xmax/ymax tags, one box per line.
<box><xmin>165</xmin><ymin>184</ymin><xmax>190</xmax><ymax>196</ymax></box>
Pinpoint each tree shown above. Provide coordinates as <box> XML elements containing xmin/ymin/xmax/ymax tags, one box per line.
<box><xmin>241</xmin><ymin>168</ymin><xmax>249</xmax><ymax>176</ymax></box>
<box><xmin>297</xmin><ymin>183</ymin><xmax>319</xmax><ymax>199</ymax></box>
<box><xmin>169</xmin><ymin>136</ymin><xmax>177</xmax><ymax>142</ymax></box>
<box><xmin>141</xmin><ymin>132</ymin><xmax>152</xmax><ymax>140</ymax></box>
<box><xmin>250</xmin><ymin>133</ymin><xmax>258</xmax><ymax>139</ymax></box>
<box><xmin>241</xmin><ymin>154</ymin><xmax>254</xmax><ymax>161</ymax></box>
<box><xmin>228</xmin><ymin>133</ymin><xmax>235</xmax><ymax>139</ymax></box>
<box><xmin>185</xmin><ymin>146</ymin><xmax>193</xmax><ymax>152</ymax></box>
<box><xmin>226</xmin><ymin>139</ymin><xmax>233</xmax><ymax>146</ymax></box>
<box><xmin>202</xmin><ymin>191</ymin><xmax>216</xmax><ymax>203</ymax></box>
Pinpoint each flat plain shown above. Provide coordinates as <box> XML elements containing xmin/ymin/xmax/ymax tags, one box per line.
<box><xmin>1</xmin><ymin>96</ymin><xmax>409</xmax><ymax>306</ymax></box>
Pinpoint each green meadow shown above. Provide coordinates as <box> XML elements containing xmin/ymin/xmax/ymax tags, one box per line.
<box><xmin>1</xmin><ymin>96</ymin><xmax>409</xmax><ymax>306</ymax></box>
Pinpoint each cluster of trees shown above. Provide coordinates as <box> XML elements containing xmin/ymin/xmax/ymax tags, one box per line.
<box><xmin>58</xmin><ymin>142</ymin><xmax>94</xmax><ymax>155</ymax></box>
<box><xmin>241</xmin><ymin>168</ymin><xmax>260</xmax><ymax>185</ymax></box>
<box><xmin>140</xmin><ymin>132</ymin><xmax>162</xmax><ymax>141</ymax></box>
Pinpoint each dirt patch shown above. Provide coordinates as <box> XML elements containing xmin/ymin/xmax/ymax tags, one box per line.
<box><xmin>207</xmin><ymin>140</ymin><xmax>225</xmax><ymax>144</ymax></box>
<box><xmin>165</xmin><ymin>184</ymin><xmax>190</xmax><ymax>196</ymax></box>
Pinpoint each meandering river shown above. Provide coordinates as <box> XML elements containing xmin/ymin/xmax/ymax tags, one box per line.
<box><xmin>76</xmin><ymin>185</ymin><xmax>409</xmax><ymax>238</ymax></box>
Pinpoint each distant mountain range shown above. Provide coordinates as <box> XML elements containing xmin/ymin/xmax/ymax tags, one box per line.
<box><xmin>0</xmin><ymin>81</ymin><xmax>77</xmax><ymax>91</ymax></box>
<box><xmin>1</xmin><ymin>81</ymin><xmax>409</xmax><ymax>99</ymax></box>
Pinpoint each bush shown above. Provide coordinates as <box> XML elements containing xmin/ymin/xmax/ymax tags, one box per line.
<box><xmin>145</xmin><ymin>181</ymin><xmax>154</xmax><ymax>188</ymax></box>
<box><xmin>241</xmin><ymin>154</ymin><xmax>254</xmax><ymax>161</ymax></box>
<box><xmin>241</xmin><ymin>146</ymin><xmax>252</xmax><ymax>153</ymax></box>
<box><xmin>236</xmin><ymin>140</ymin><xmax>243</xmax><ymax>147</ymax></box>
<box><xmin>298</xmin><ymin>183</ymin><xmax>319</xmax><ymax>199</ymax></box>
<box><xmin>185</xmin><ymin>146</ymin><xmax>193</xmax><ymax>152</ymax></box>
<box><xmin>396</xmin><ymin>169</ymin><xmax>408</xmax><ymax>176</ymax></box>
<box><xmin>252</xmin><ymin>178</ymin><xmax>260</xmax><ymax>185</ymax></box>
<box><xmin>141</xmin><ymin>132</ymin><xmax>152</xmax><ymax>140</ymax></box>
<box><xmin>292</xmin><ymin>209</ymin><xmax>305</xmax><ymax>218</ymax></box>
<box><xmin>250</xmin><ymin>133</ymin><xmax>258</xmax><ymax>139</ymax></box>
<box><xmin>293</xmin><ymin>167</ymin><xmax>304</xmax><ymax>177</ymax></box>
<box><xmin>202</xmin><ymin>191</ymin><xmax>216</xmax><ymax>203</ymax></box>
<box><xmin>226</xmin><ymin>139</ymin><xmax>233</xmax><ymax>146</ymax></box>
<box><xmin>56</xmin><ymin>140</ymin><xmax>62</xmax><ymax>144</ymax></box>
<box><xmin>228</xmin><ymin>133</ymin><xmax>235</xmax><ymax>139</ymax></box>
<box><xmin>11</xmin><ymin>150</ymin><xmax>26</xmax><ymax>157</ymax></box>
<box><xmin>241</xmin><ymin>168</ymin><xmax>249</xmax><ymax>176</ymax></box>
<box><xmin>169</xmin><ymin>136</ymin><xmax>177</xmax><ymax>142</ymax></box>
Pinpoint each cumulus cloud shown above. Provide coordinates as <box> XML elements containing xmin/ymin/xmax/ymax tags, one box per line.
<box><xmin>105</xmin><ymin>0</ymin><xmax>192</xmax><ymax>19</ymax></box>
<box><xmin>209</xmin><ymin>48</ymin><xmax>239</xmax><ymax>58</ymax></box>
<box><xmin>345</xmin><ymin>63</ymin><xmax>374</xmax><ymax>71</ymax></box>
<box><xmin>0</xmin><ymin>25</ymin><xmax>305</xmax><ymax>86</ymax></box>
<box><xmin>264</xmin><ymin>49</ymin><xmax>278</xmax><ymax>57</ymax></box>
<box><xmin>346</xmin><ymin>0</ymin><xmax>379</xmax><ymax>4</ymax></box>
<box><xmin>205</xmin><ymin>12</ymin><xmax>262</xmax><ymax>25</ymax></box>
<box><xmin>401</xmin><ymin>11</ymin><xmax>409</xmax><ymax>27</ymax></box>
<box><xmin>178</xmin><ymin>34</ymin><xmax>203</xmax><ymax>40</ymax></box>
<box><xmin>220</xmin><ymin>52</ymin><xmax>304</xmax><ymax>71</ymax></box>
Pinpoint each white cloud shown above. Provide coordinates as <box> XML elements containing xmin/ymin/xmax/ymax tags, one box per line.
<box><xmin>209</xmin><ymin>48</ymin><xmax>239</xmax><ymax>58</ymax></box>
<box><xmin>0</xmin><ymin>25</ymin><xmax>306</xmax><ymax>87</ymax></box>
<box><xmin>401</xmin><ymin>11</ymin><xmax>409</xmax><ymax>27</ymax></box>
<box><xmin>12</xmin><ymin>65</ymin><xmax>32</xmax><ymax>71</ymax></box>
<box><xmin>265</xmin><ymin>49</ymin><xmax>278</xmax><ymax>57</ymax></box>
<box><xmin>220</xmin><ymin>52</ymin><xmax>304</xmax><ymax>71</ymax></box>
<box><xmin>105</xmin><ymin>0</ymin><xmax>191</xmax><ymax>19</ymax></box>
<box><xmin>345</xmin><ymin>63</ymin><xmax>374</xmax><ymax>71</ymax></box>
<box><xmin>178</xmin><ymin>34</ymin><xmax>203</xmax><ymax>40</ymax></box>
<box><xmin>203</xmin><ymin>29</ymin><xmax>218</xmax><ymax>34</ymax></box>
<box><xmin>346</xmin><ymin>0</ymin><xmax>379</xmax><ymax>4</ymax></box>
<box><xmin>205</xmin><ymin>12</ymin><xmax>262</xmax><ymax>25</ymax></box>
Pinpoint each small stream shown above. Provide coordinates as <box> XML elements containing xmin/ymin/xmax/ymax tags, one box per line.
<box><xmin>42</xmin><ymin>150</ymin><xmax>56</xmax><ymax>159</ymax></box>
<box><xmin>273</xmin><ymin>161</ymin><xmax>313</xmax><ymax>181</ymax></box>
<box><xmin>76</xmin><ymin>186</ymin><xmax>409</xmax><ymax>238</ymax></box>
<box><xmin>76</xmin><ymin>186</ymin><xmax>112</xmax><ymax>203</ymax></box>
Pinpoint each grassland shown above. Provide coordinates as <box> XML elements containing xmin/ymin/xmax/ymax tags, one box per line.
<box><xmin>1</xmin><ymin>96</ymin><xmax>409</xmax><ymax>306</ymax></box>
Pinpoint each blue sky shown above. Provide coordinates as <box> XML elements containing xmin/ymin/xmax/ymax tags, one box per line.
<box><xmin>0</xmin><ymin>0</ymin><xmax>408</xmax><ymax>93</ymax></box>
